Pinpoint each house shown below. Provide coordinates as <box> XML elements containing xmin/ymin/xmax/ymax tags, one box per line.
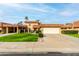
<box><xmin>23</xmin><ymin>21</ymin><xmax>40</xmax><ymax>32</ymax></box>
<box><xmin>0</xmin><ymin>20</ymin><xmax>79</xmax><ymax>34</ymax></box>
<box><xmin>33</xmin><ymin>24</ymin><xmax>62</xmax><ymax>34</ymax></box>
<box><xmin>0</xmin><ymin>22</ymin><xmax>27</xmax><ymax>34</ymax></box>
<box><xmin>61</xmin><ymin>21</ymin><xmax>79</xmax><ymax>30</ymax></box>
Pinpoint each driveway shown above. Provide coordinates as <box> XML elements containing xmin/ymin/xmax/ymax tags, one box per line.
<box><xmin>0</xmin><ymin>34</ymin><xmax>79</xmax><ymax>53</ymax></box>
<box><xmin>33</xmin><ymin>34</ymin><xmax>79</xmax><ymax>53</ymax></box>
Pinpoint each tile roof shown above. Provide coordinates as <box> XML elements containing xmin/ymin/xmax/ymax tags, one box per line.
<box><xmin>61</xmin><ymin>23</ymin><xmax>73</xmax><ymax>28</ymax></box>
<box><xmin>33</xmin><ymin>24</ymin><xmax>63</xmax><ymax>28</ymax></box>
<box><xmin>24</xmin><ymin>21</ymin><xmax>40</xmax><ymax>23</ymax></box>
<box><xmin>40</xmin><ymin>24</ymin><xmax>63</xmax><ymax>28</ymax></box>
<box><xmin>73</xmin><ymin>21</ymin><xmax>79</xmax><ymax>27</ymax></box>
<box><xmin>1</xmin><ymin>20</ymin><xmax>79</xmax><ymax>28</ymax></box>
<box><xmin>61</xmin><ymin>20</ymin><xmax>79</xmax><ymax>28</ymax></box>
<box><xmin>0</xmin><ymin>22</ymin><xmax>26</xmax><ymax>28</ymax></box>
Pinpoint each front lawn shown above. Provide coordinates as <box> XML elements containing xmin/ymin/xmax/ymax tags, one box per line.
<box><xmin>0</xmin><ymin>33</ymin><xmax>38</xmax><ymax>42</ymax></box>
<box><xmin>67</xmin><ymin>34</ymin><xmax>79</xmax><ymax>38</ymax></box>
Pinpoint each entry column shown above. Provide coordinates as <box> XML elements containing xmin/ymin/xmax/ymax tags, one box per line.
<box><xmin>13</xmin><ymin>27</ymin><xmax>16</xmax><ymax>33</ymax></box>
<box><xmin>17</xmin><ymin>26</ymin><xmax>19</xmax><ymax>33</ymax></box>
<box><xmin>6</xmin><ymin>27</ymin><xmax>9</xmax><ymax>34</ymax></box>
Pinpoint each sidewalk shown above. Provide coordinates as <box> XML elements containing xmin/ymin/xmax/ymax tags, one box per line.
<box><xmin>0</xmin><ymin>33</ymin><xmax>15</xmax><ymax>37</ymax></box>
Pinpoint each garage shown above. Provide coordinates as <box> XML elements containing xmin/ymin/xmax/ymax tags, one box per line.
<box><xmin>40</xmin><ymin>24</ymin><xmax>61</xmax><ymax>34</ymax></box>
<box><xmin>42</xmin><ymin>28</ymin><xmax>60</xmax><ymax>34</ymax></box>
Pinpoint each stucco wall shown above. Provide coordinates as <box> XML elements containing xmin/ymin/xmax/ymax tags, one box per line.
<box><xmin>24</xmin><ymin>23</ymin><xmax>39</xmax><ymax>30</ymax></box>
<box><xmin>0</xmin><ymin>28</ymin><xmax>2</xmax><ymax>30</ymax></box>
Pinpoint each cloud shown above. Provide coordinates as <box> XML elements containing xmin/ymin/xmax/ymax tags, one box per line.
<box><xmin>58</xmin><ymin>4</ymin><xmax>79</xmax><ymax>17</ymax></box>
<box><xmin>0</xmin><ymin>3</ymin><xmax>23</xmax><ymax>8</ymax></box>
<box><xmin>0</xmin><ymin>10</ymin><xmax>6</xmax><ymax>16</ymax></box>
<box><xmin>59</xmin><ymin>10</ymin><xmax>78</xmax><ymax>17</ymax></box>
<box><xmin>1</xmin><ymin>3</ymin><xmax>79</xmax><ymax>24</ymax></box>
<box><xmin>0</xmin><ymin>3</ymin><xmax>56</xmax><ymax>13</ymax></box>
<box><xmin>0</xmin><ymin>3</ymin><xmax>57</xmax><ymax>21</ymax></box>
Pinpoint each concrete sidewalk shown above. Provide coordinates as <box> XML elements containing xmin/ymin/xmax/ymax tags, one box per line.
<box><xmin>0</xmin><ymin>33</ymin><xmax>15</xmax><ymax>37</ymax></box>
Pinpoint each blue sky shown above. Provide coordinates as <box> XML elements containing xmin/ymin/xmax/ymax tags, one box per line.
<box><xmin>0</xmin><ymin>3</ymin><xmax>79</xmax><ymax>24</ymax></box>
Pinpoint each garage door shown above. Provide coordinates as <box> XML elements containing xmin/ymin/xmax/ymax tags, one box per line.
<box><xmin>42</xmin><ymin>28</ymin><xmax>60</xmax><ymax>34</ymax></box>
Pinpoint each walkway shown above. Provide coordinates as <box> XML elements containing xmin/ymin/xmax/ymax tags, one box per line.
<box><xmin>0</xmin><ymin>33</ymin><xmax>15</xmax><ymax>37</ymax></box>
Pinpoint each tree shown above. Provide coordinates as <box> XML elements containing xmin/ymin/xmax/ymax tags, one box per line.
<box><xmin>36</xmin><ymin>20</ymin><xmax>40</xmax><ymax>25</ymax></box>
<box><xmin>25</xmin><ymin>16</ymin><xmax>30</xmax><ymax>33</ymax></box>
<box><xmin>25</xmin><ymin>16</ymin><xmax>29</xmax><ymax>20</ymax></box>
<box><xmin>66</xmin><ymin>23</ymin><xmax>72</xmax><ymax>25</ymax></box>
<box><xmin>36</xmin><ymin>20</ymin><xmax>40</xmax><ymax>22</ymax></box>
<box><xmin>17</xmin><ymin>21</ymin><xmax>22</xmax><ymax>25</ymax></box>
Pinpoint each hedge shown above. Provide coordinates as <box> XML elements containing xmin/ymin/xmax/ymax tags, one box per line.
<box><xmin>61</xmin><ymin>30</ymin><xmax>78</xmax><ymax>34</ymax></box>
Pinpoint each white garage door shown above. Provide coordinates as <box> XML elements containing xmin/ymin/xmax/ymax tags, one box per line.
<box><xmin>42</xmin><ymin>28</ymin><xmax>60</xmax><ymax>34</ymax></box>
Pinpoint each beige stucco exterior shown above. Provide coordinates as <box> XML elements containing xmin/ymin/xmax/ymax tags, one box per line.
<box><xmin>23</xmin><ymin>21</ymin><xmax>39</xmax><ymax>31</ymax></box>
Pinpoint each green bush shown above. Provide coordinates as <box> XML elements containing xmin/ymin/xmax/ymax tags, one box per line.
<box><xmin>36</xmin><ymin>30</ymin><xmax>44</xmax><ymax>38</ymax></box>
<box><xmin>61</xmin><ymin>30</ymin><xmax>78</xmax><ymax>34</ymax></box>
<box><xmin>36</xmin><ymin>30</ymin><xmax>42</xmax><ymax>33</ymax></box>
<box><xmin>38</xmin><ymin>32</ymin><xmax>43</xmax><ymax>38</ymax></box>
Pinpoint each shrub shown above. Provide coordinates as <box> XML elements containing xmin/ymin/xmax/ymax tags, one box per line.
<box><xmin>36</xmin><ymin>30</ymin><xmax>42</xmax><ymax>33</ymax></box>
<box><xmin>36</xmin><ymin>30</ymin><xmax>44</xmax><ymax>38</ymax></box>
<box><xmin>61</xmin><ymin>30</ymin><xmax>78</xmax><ymax>34</ymax></box>
<box><xmin>38</xmin><ymin>32</ymin><xmax>43</xmax><ymax>38</ymax></box>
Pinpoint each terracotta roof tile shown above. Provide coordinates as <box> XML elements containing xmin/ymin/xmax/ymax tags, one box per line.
<box><xmin>24</xmin><ymin>21</ymin><xmax>40</xmax><ymax>23</ymax></box>
<box><xmin>0</xmin><ymin>22</ymin><xmax>26</xmax><ymax>28</ymax></box>
<box><xmin>40</xmin><ymin>24</ymin><xmax>63</xmax><ymax>28</ymax></box>
<box><xmin>73</xmin><ymin>21</ymin><xmax>79</xmax><ymax>27</ymax></box>
<box><xmin>33</xmin><ymin>24</ymin><xmax>63</xmax><ymax>28</ymax></box>
<box><xmin>61</xmin><ymin>25</ymin><xmax>72</xmax><ymax>28</ymax></box>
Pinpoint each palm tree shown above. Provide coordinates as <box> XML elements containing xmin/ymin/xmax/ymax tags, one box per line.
<box><xmin>36</xmin><ymin>20</ymin><xmax>40</xmax><ymax>22</ymax></box>
<box><xmin>17</xmin><ymin>21</ymin><xmax>23</xmax><ymax>33</ymax></box>
<box><xmin>17</xmin><ymin>21</ymin><xmax>22</xmax><ymax>25</ymax></box>
<box><xmin>25</xmin><ymin>16</ymin><xmax>29</xmax><ymax>20</ymax></box>
<box><xmin>25</xmin><ymin>16</ymin><xmax>30</xmax><ymax>33</ymax></box>
<box><xmin>36</xmin><ymin>20</ymin><xmax>40</xmax><ymax>25</ymax></box>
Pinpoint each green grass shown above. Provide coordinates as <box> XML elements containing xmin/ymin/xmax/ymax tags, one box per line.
<box><xmin>66</xmin><ymin>34</ymin><xmax>79</xmax><ymax>38</ymax></box>
<box><xmin>0</xmin><ymin>33</ymin><xmax>38</xmax><ymax>42</ymax></box>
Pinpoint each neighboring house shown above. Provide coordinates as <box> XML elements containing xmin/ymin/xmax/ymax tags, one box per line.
<box><xmin>0</xmin><ymin>22</ymin><xmax>26</xmax><ymax>34</ymax></box>
<box><xmin>61</xmin><ymin>21</ymin><xmax>79</xmax><ymax>30</ymax></box>
<box><xmin>0</xmin><ymin>20</ymin><xmax>79</xmax><ymax>34</ymax></box>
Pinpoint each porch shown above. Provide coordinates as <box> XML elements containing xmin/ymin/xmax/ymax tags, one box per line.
<box><xmin>0</xmin><ymin>23</ymin><xmax>27</xmax><ymax>34</ymax></box>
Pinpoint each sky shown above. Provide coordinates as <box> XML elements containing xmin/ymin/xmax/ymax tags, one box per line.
<box><xmin>0</xmin><ymin>3</ymin><xmax>79</xmax><ymax>24</ymax></box>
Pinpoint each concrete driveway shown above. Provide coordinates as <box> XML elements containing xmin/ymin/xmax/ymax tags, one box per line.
<box><xmin>33</xmin><ymin>34</ymin><xmax>79</xmax><ymax>53</ymax></box>
<box><xmin>0</xmin><ymin>34</ymin><xmax>79</xmax><ymax>53</ymax></box>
